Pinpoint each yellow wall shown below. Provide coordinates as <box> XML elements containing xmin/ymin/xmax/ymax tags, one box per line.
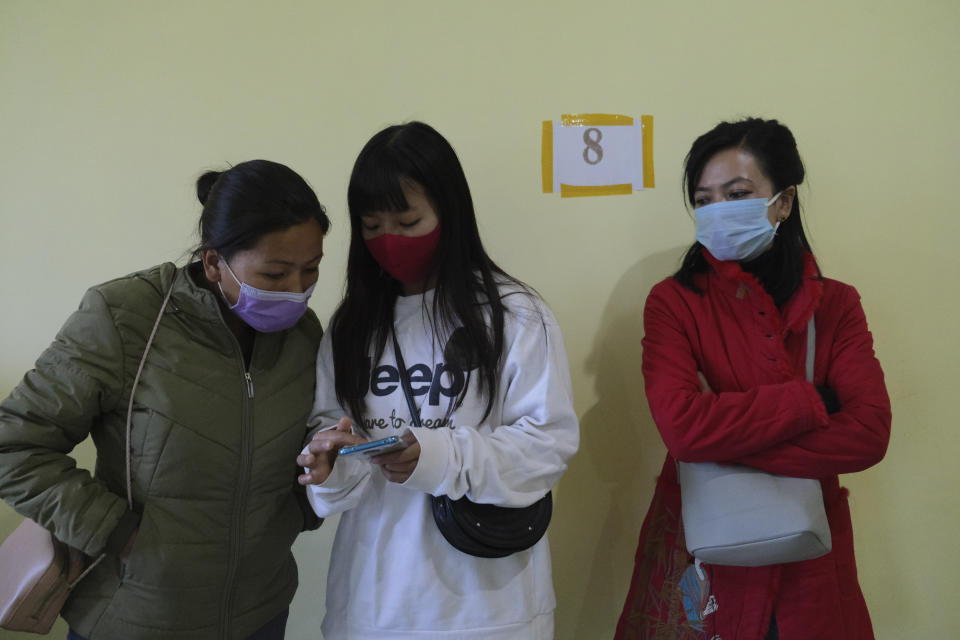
<box><xmin>1</xmin><ymin>1</ymin><xmax>956</xmax><ymax>638</ymax></box>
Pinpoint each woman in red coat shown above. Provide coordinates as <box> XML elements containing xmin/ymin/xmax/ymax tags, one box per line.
<box><xmin>614</xmin><ymin>118</ymin><xmax>890</xmax><ymax>640</ymax></box>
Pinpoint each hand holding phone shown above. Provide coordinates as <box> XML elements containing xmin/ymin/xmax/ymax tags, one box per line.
<box><xmin>338</xmin><ymin>435</ymin><xmax>409</xmax><ymax>457</ymax></box>
<box><xmin>297</xmin><ymin>417</ymin><xmax>365</xmax><ymax>485</ymax></box>
<box><xmin>364</xmin><ymin>430</ymin><xmax>421</xmax><ymax>484</ymax></box>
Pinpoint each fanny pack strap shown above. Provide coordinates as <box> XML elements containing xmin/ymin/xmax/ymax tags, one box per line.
<box><xmin>391</xmin><ymin>330</ymin><xmax>423</xmax><ymax>428</ymax></box>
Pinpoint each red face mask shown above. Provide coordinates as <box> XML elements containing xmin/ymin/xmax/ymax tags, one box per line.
<box><xmin>364</xmin><ymin>224</ymin><xmax>442</xmax><ymax>284</ymax></box>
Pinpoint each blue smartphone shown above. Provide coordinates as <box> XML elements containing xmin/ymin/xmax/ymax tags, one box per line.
<box><xmin>338</xmin><ymin>435</ymin><xmax>408</xmax><ymax>457</ymax></box>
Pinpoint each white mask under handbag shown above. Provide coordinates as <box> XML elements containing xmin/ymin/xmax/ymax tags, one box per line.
<box><xmin>677</xmin><ymin>317</ymin><xmax>832</xmax><ymax>567</ymax></box>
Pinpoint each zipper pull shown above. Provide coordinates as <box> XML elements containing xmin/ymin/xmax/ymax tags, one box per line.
<box><xmin>244</xmin><ymin>372</ymin><xmax>255</xmax><ymax>398</ymax></box>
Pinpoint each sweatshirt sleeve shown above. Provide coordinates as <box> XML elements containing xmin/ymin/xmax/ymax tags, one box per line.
<box><xmin>0</xmin><ymin>289</ymin><xmax>135</xmax><ymax>556</ymax></box>
<box><xmin>402</xmin><ymin>295</ymin><xmax>580</xmax><ymax>508</ymax></box>
<box><xmin>641</xmin><ymin>282</ymin><xmax>827</xmax><ymax>463</ymax></box>
<box><xmin>303</xmin><ymin>331</ymin><xmax>374</xmax><ymax>517</ymax></box>
<box><xmin>734</xmin><ymin>288</ymin><xmax>891</xmax><ymax>477</ymax></box>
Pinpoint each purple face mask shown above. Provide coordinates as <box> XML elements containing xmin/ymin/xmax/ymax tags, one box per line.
<box><xmin>218</xmin><ymin>260</ymin><xmax>313</xmax><ymax>333</ymax></box>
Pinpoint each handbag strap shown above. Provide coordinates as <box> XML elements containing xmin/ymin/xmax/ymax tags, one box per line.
<box><xmin>806</xmin><ymin>316</ymin><xmax>815</xmax><ymax>384</ymax></box>
<box><xmin>125</xmin><ymin>283</ymin><xmax>176</xmax><ymax>509</ymax></box>
<box><xmin>70</xmin><ymin>280</ymin><xmax>174</xmax><ymax>589</ymax></box>
<box><xmin>391</xmin><ymin>329</ymin><xmax>423</xmax><ymax>428</ymax></box>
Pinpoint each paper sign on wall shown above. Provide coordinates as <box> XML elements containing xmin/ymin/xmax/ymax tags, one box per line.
<box><xmin>541</xmin><ymin>114</ymin><xmax>654</xmax><ymax>197</ymax></box>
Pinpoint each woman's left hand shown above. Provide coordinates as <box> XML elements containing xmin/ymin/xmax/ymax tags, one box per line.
<box><xmin>697</xmin><ymin>371</ymin><xmax>713</xmax><ymax>393</ymax></box>
<box><xmin>370</xmin><ymin>430</ymin><xmax>421</xmax><ymax>483</ymax></box>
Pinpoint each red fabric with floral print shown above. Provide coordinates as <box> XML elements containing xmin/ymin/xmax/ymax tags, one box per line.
<box><xmin>615</xmin><ymin>250</ymin><xmax>890</xmax><ymax>640</ymax></box>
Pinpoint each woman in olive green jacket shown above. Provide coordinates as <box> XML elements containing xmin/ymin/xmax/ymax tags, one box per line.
<box><xmin>0</xmin><ymin>160</ymin><xmax>329</xmax><ymax>640</ymax></box>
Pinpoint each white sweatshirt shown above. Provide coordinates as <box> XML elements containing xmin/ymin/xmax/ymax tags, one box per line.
<box><xmin>305</xmin><ymin>284</ymin><xmax>579</xmax><ymax>640</ymax></box>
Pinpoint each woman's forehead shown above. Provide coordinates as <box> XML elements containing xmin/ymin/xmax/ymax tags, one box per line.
<box><xmin>698</xmin><ymin>148</ymin><xmax>768</xmax><ymax>187</ymax></box>
<box><xmin>360</xmin><ymin>183</ymin><xmax>432</xmax><ymax>217</ymax></box>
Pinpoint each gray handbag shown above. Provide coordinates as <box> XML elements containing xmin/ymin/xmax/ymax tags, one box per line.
<box><xmin>678</xmin><ymin>317</ymin><xmax>832</xmax><ymax>567</ymax></box>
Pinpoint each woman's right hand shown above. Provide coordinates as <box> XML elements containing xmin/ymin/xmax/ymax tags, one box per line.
<box><xmin>297</xmin><ymin>417</ymin><xmax>365</xmax><ymax>485</ymax></box>
<box><xmin>120</xmin><ymin>528</ymin><xmax>138</xmax><ymax>562</ymax></box>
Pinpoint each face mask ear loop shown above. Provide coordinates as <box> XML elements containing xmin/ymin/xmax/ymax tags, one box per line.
<box><xmin>217</xmin><ymin>257</ymin><xmax>242</xmax><ymax>307</ymax></box>
<box><xmin>767</xmin><ymin>189</ymin><xmax>788</xmax><ymax>230</ymax></box>
<box><xmin>217</xmin><ymin>282</ymin><xmax>231</xmax><ymax>306</ymax></box>
<box><xmin>220</xmin><ymin>257</ymin><xmax>242</xmax><ymax>286</ymax></box>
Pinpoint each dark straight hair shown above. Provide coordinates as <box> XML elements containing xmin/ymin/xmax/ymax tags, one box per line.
<box><xmin>193</xmin><ymin>159</ymin><xmax>330</xmax><ymax>261</ymax></box>
<box><xmin>675</xmin><ymin>118</ymin><xmax>817</xmax><ymax>305</ymax></box>
<box><xmin>331</xmin><ymin>121</ymin><xmax>524</xmax><ymax>422</ymax></box>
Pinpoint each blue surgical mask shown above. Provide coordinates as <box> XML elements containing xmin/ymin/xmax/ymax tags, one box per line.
<box><xmin>695</xmin><ymin>192</ymin><xmax>784</xmax><ymax>262</ymax></box>
<box><xmin>218</xmin><ymin>260</ymin><xmax>314</xmax><ymax>332</ymax></box>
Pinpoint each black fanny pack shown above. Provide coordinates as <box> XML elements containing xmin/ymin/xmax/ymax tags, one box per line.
<box><xmin>392</xmin><ymin>330</ymin><xmax>552</xmax><ymax>558</ymax></box>
<box><xmin>430</xmin><ymin>491</ymin><xmax>552</xmax><ymax>558</ymax></box>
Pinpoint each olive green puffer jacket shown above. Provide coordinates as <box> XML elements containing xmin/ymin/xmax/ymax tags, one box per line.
<box><xmin>0</xmin><ymin>263</ymin><xmax>322</xmax><ymax>639</ymax></box>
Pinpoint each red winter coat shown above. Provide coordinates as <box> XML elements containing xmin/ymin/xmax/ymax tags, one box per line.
<box><xmin>615</xmin><ymin>250</ymin><xmax>891</xmax><ymax>640</ymax></box>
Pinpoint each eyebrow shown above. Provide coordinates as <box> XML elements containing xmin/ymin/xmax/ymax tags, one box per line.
<box><xmin>695</xmin><ymin>177</ymin><xmax>754</xmax><ymax>192</ymax></box>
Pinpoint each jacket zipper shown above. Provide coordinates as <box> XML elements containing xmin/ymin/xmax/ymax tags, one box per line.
<box><xmin>219</xmin><ymin>340</ymin><xmax>255</xmax><ymax>639</ymax></box>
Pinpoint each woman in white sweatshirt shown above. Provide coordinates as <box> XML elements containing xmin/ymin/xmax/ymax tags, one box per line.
<box><xmin>297</xmin><ymin>121</ymin><xmax>580</xmax><ymax>639</ymax></box>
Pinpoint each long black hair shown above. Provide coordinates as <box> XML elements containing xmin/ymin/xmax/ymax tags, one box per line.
<box><xmin>675</xmin><ymin>118</ymin><xmax>817</xmax><ymax>305</ymax></box>
<box><xmin>331</xmin><ymin>122</ymin><xmax>523</xmax><ymax>422</ymax></box>
<box><xmin>193</xmin><ymin>159</ymin><xmax>330</xmax><ymax>260</ymax></box>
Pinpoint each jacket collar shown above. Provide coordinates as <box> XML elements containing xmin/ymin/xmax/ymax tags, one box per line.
<box><xmin>155</xmin><ymin>262</ymin><xmax>286</xmax><ymax>367</ymax></box>
<box><xmin>702</xmin><ymin>247</ymin><xmax>823</xmax><ymax>334</ymax></box>
<box><xmin>149</xmin><ymin>262</ymin><xmax>228</xmax><ymax>324</ymax></box>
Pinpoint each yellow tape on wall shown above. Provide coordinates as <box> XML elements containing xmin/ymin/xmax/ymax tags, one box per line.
<box><xmin>641</xmin><ymin>115</ymin><xmax>655</xmax><ymax>189</ymax></box>
<box><xmin>560</xmin><ymin>183</ymin><xmax>633</xmax><ymax>197</ymax></box>
<box><xmin>561</xmin><ymin>113</ymin><xmax>635</xmax><ymax>127</ymax></box>
<box><xmin>542</xmin><ymin>120</ymin><xmax>553</xmax><ymax>193</ymax></box>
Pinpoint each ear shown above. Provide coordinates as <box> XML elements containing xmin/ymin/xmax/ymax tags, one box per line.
<box><xmin>201</xmin><ymin>249</ymin><xmax>223</xmax><ymax>284</ymax></box>
<box><xmin>775</xmin><ymin>185</ymin><xmax>797</xmax><ymax>222</ymax></box>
